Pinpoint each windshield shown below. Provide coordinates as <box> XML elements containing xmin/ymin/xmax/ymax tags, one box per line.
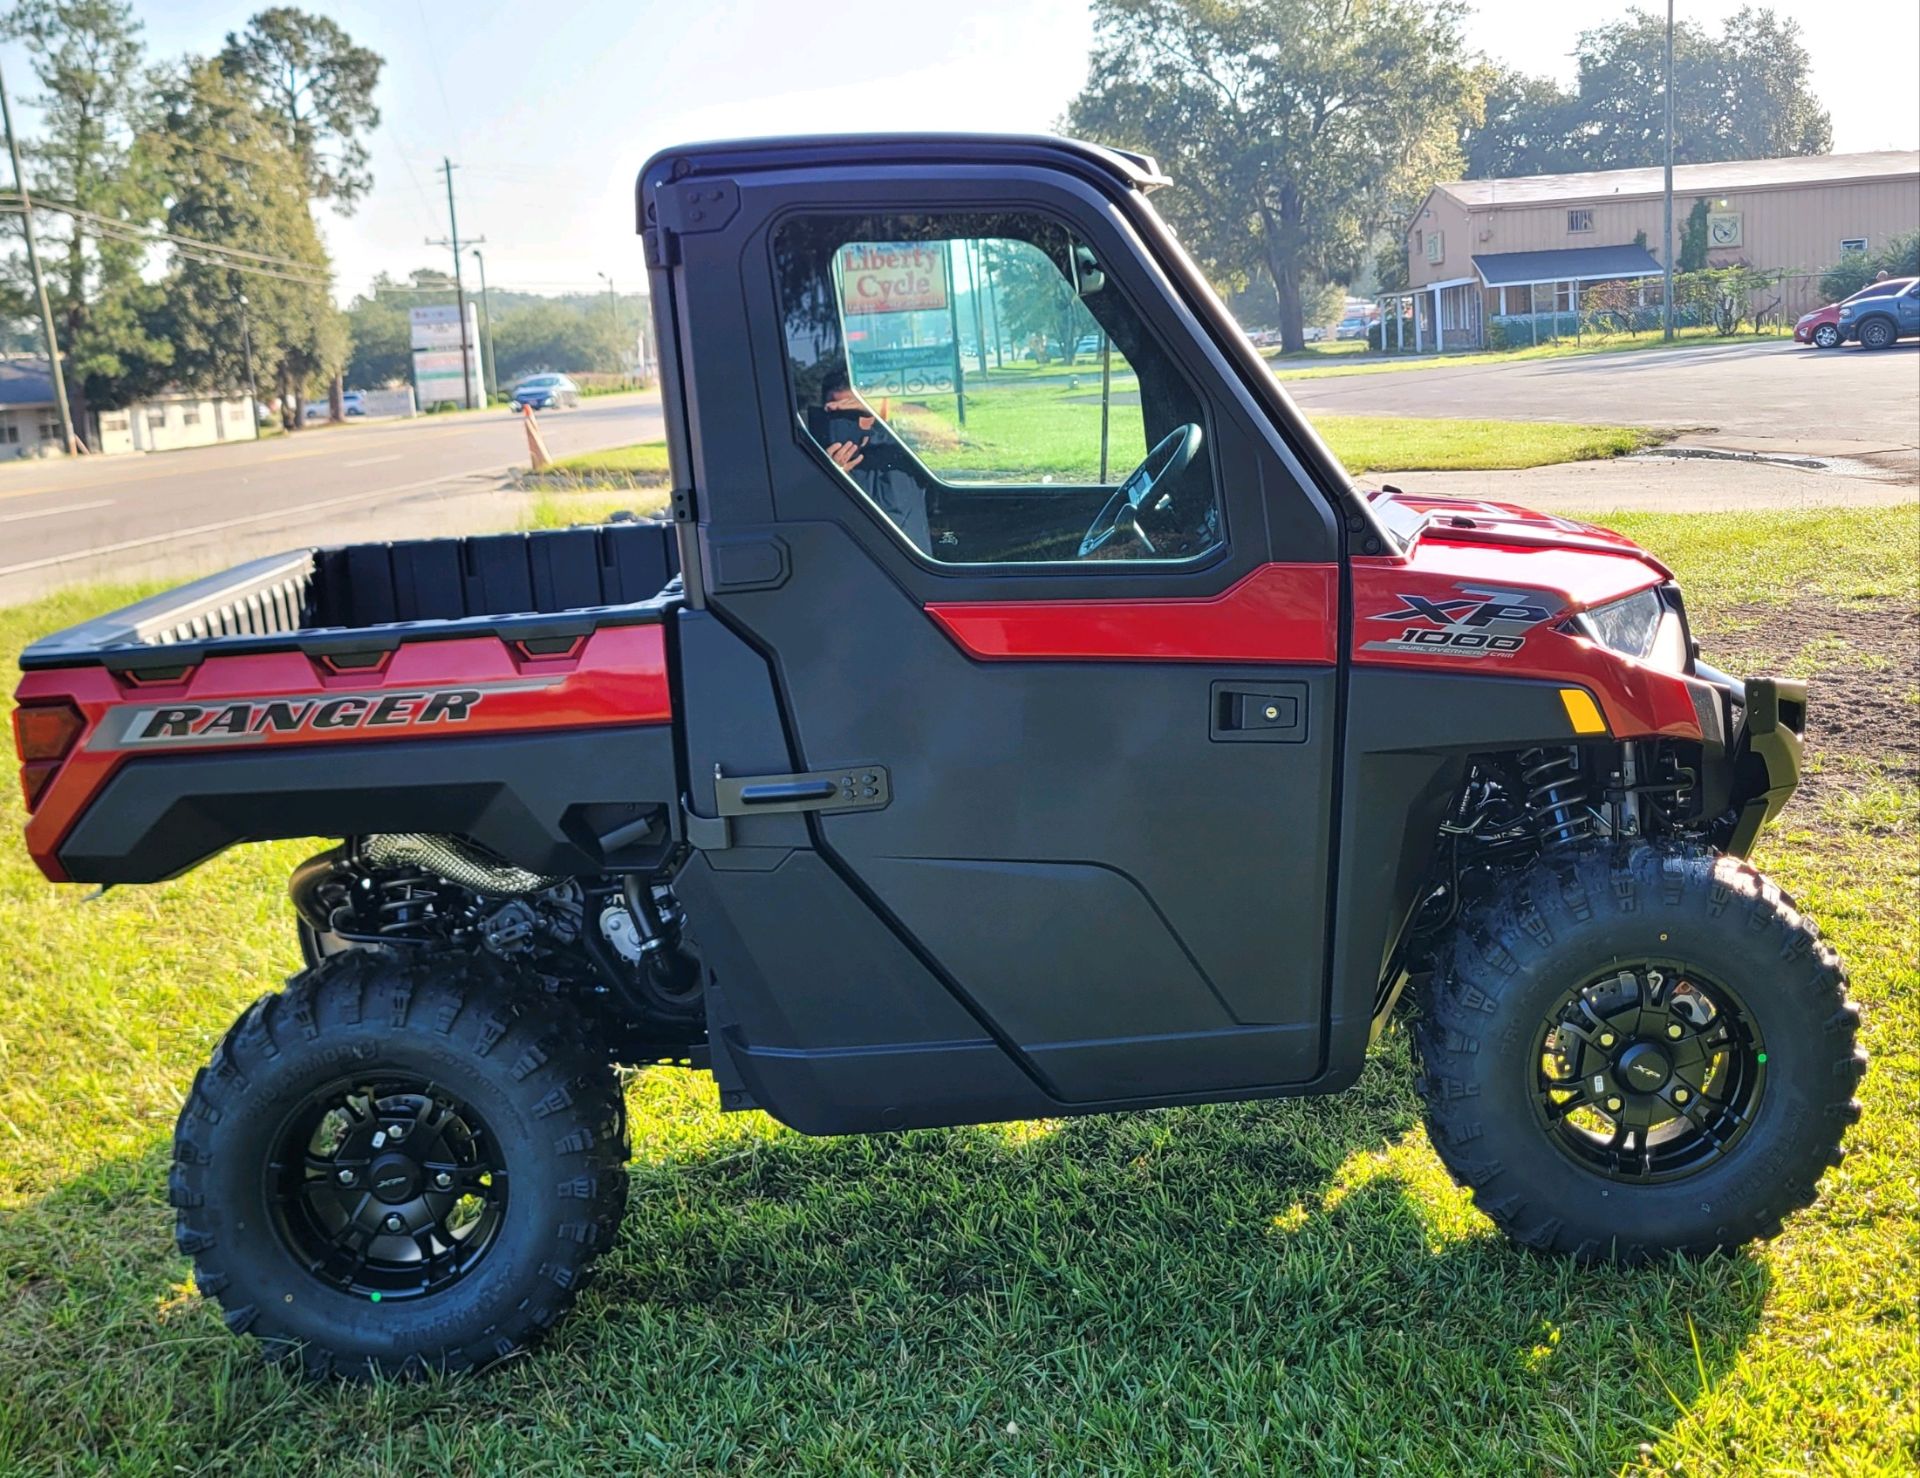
<box><xmin>521</xmin><ymin>375</ymin><xmax>559</xmax><ymax>388</ymax></box>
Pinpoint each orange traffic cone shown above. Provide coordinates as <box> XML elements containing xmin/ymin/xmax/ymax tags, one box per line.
<box><xmin>522</xmin><ymin>404</ymin><xmax>552</xmax><ymax>471</ymax></box>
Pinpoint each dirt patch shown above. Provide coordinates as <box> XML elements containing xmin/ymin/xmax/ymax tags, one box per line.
<box><xmin>1695</xmin><ymin>595</ymin><xmax>1919</xmax><ymax>815</ymax></box>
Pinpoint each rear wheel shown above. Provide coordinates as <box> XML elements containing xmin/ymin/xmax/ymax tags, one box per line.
<box><xmin>1415</xmin><ymin>843</ymin><xmax>1862</xmax><ymax>1260</ymax></box>
<box><xmin>171</xmin><ymin>952</ymin><xmax>628</xmax><ymax>1377</ymax></box>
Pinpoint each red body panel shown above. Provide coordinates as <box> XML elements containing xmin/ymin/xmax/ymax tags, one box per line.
<box><xmin>1353</xmin><ymin>493</ymin><xmax>1698</xmax><ymax>740</ymax></box>
<box><xmin>15</xmin><ymin>623</ymin><xmax>672</xmax><ymax>883</ymax></box>
<box><xmin>927</xmin><ymin>562</ymin><xmax>1340</xmax><ymax>665</ymax></box>
<box><xmin>926</xmin><ymin>492</ymin><xmax>1699</xmax><ymax>743</ymax></box>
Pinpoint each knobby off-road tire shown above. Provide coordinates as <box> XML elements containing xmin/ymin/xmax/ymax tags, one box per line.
<box><xmin>170</xmin><ymin>951</ymin><xmax>629</xmax><ymax>1378</ymax></box>
<box><xmin>1415</xmin><ymin>843</ymin><xmax>1863</xmax><ymax>1261</ymax></box>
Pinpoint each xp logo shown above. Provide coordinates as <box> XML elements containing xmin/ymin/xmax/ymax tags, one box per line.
<box><xmin>1363</xmin><ymin>585</ymin><xmax>1561</xmax><ymax>659</ymax></box>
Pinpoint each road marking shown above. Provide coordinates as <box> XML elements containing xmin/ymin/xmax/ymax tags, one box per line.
<box><xmin>0</xmin><ymin>464</ymin><xmax>518</xmax><ymax>577</ymax></box>
<box><xmin>0</xmin><ymin>497</ymin><xmax>115</xmax><ymax>525</ymax></box>
<box><xmin>343</xmin><ymin>454</ymin><xmax>403</xmax><ymax>467</ymax></box>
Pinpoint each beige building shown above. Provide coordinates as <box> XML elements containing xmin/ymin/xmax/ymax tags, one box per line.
<box><xmin>0</xmin><ymin>359</ymin><xmax>260</xmax><ymax>457</ymax></box>
<box><xmin>1390</xmin><ymin>150</ymin><xmax>1920</xmax><ymax>351</ymax></box>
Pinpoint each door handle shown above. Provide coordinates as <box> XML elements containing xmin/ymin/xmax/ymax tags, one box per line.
<box><xmin>713</xmin><ymin>764</ymin><xmax>891</xmax><ymax>815</ymax></box>
<box><xmin>1210</xmin><ymin>682</ymin><xmax>1308</xmax><ymax>743</ymax></box>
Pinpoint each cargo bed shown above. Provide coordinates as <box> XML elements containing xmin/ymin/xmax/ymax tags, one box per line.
<box><xmin>20</xmin><ymin>519</ymin><xmax>681</xmax><ymax>673</ymax></box>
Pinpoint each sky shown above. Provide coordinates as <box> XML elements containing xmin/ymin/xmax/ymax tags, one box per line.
<box><xmin>2</xmin><ymin>0</ymin><xmax>1915</xmax><ymax>305</ymax></box>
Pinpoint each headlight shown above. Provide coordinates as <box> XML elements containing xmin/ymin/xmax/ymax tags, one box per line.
<box><xmin>1839</xmin><ymin>307</ymin><xmax>1855</xmax><ymax>319</ymax></box>
<box><xmin>1576</xmin><ymin>589</ymin><xmax>1690</xmax><ymax>670</ymax></box>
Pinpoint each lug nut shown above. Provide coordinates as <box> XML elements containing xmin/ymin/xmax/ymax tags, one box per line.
<box><xmin>387</xmin><ymin>1122</ymin><xmax>408</xmax><ymax>1139</ymax></box>
<box><xmin>433</xmin><ymin>1172</ymin><xmax>452</xmax><ymax>1190</ymax></box>
<box><xmin>336</xmin><ymin>1168</ymin><xmax>355</xmax><ymax>1186</ymax></box>
<box><xmin>1606</xmin><ymin>1096</ymin><xmax>1624</xmax><ymax>1112</ymax></box>
<box><xmin>1667</xmin><ymin>1023</ymin><xmax>1685</xmax><ymax>1040</ymax></box>
<box><xmin>383</xmin><ymin>1214</ymin><xmax>405</xmax><ymax>1233</ymax></box>
<box><xmin>1673</xmin><ymin>1088</ymin><xmax>1691</xmax><ymax>1104</ymax></box>
<box><xmin>1598</xmin><ymin>1032</ymin><xmax>1616</xmax><ymax>1048</ymax></box>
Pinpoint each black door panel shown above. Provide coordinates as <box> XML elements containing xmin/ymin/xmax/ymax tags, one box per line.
<box><xmin>714</xmin><ymin>522</ymin><xmax>1336</xmax><ymax>1093</ymax></box>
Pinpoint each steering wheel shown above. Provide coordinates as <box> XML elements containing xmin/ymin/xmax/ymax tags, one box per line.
<box><xmin>1078</xmin><ymin>423</ymin><xmax>1203</xmax><ymax>558</ymax></box>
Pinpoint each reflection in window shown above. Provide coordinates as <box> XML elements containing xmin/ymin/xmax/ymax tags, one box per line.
<box><xmin>774</xmin><ymin>212</ymin><xmax>1221</xmax><ymax>566</ymax></box>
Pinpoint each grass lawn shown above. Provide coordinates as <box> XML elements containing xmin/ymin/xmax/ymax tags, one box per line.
<box><xmin>549</xmin><ymin>390</ymin><xmax>1652</xmax><ymax>507</ymax></box>
<box><xmin>545</xmin><ymin>441</ymin><xmax>672</xmax><ymax>480</ymax></box>
<box><xmin>1263</xmin><ymin>327</ymin><xmax>1787</xmax><ymax>381</ymax></box>
<box><xmin>0</xmin><ymin>507</ymin><xmax>1914</xmax><ymax>1472</ymax></box>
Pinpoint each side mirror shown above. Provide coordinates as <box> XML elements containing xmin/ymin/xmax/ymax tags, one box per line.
<box><xmin>1074</xmin><ymin>244</ymin><xmax>1106</xmax><ymax>297</ymax></box>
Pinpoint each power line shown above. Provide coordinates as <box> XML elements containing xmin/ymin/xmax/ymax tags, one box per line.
<box><xmin>0</xmin><ymin>195</ymin><xmax>327</xmax><ymax>271</ymax></box>
<box><xmin>0</xmin><ymin>203</ymin><xmax>331</xmax><ymax>286</ymax></box>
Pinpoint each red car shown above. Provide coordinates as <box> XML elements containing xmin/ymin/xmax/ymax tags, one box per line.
<box><xmin>1796</xmin><ymin>276</ymin><xmax>1918</xmax><ymax>347</ymax></box>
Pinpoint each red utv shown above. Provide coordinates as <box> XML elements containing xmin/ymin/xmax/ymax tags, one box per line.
<box><xmin>13</xmin><ymin>135</ymin><xmax>1861</xmax><ymax>1378</ymax></box>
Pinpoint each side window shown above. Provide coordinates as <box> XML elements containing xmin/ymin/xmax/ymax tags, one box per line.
<box><xmin>773</xmin><ymin>211</ymin><xmax>1222</xmax><ymax>566</ymax></box>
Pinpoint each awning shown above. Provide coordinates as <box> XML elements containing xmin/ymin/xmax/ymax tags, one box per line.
<box><xmin>1472</xmin><ymin>245</ymin><xmax>1663</xmax><ymax>289</ymax></box>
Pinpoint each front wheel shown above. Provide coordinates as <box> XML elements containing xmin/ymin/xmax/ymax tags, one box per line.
<box><xmin>1811</xmin><ymin>323</ymin><xmax>1840</xmax><ymax>349</ymax></box>
<box><xmin>1415</xmin><ymin>843</ymin><xmax>1862</xmax><ymax>1261</ymax></box>
<box><xmin>170</xmin><ymin>952</ymin><xmax>629</xmax><ymax>1377</ymax></box>
<box><xmin>1857</xmin><ymin>317</ymin><xmax>1897</xmax><ymax>349</ymax></box>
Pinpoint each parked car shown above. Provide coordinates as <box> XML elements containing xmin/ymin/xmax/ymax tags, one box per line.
<box><xmin>1334</xmin><ymin>315</ymin><xmax>1370</xmax><ymax>340</ymax></box>
<box><xmin>511</xmin><ymin>373</ymin><xmax>581</xmax><ymax>411</ymax></box>
<box><xmin>1837</xmin><ymin>277</ymin><xmax>1920</xmax><ymax>349</ymax></box>
<box><xmin>12</xmin><ymin>132</ymin><xmax>1857</xmax><ymax>1379</ymax></box>
<box><xmin>1795</xmin><ymin>277</ymin><xmax>1918</xmax><ymax>348</ymax></box>
<box><xmin>299</xmin><ymin>392</ymin><xmax>366</xmax><ymax>423</ymax></box>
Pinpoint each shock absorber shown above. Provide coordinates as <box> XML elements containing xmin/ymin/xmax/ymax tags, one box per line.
<box><xmin>1520</xmin><ymin>747</ymin><xmax>1592</xmax><ymax>850</ymax></box>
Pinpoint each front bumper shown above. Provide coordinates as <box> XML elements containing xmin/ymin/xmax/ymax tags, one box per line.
<box><xmin>1687</xmin><ymin>666</ymin><xmax>1807</xmax><ymax>856</ymax></box>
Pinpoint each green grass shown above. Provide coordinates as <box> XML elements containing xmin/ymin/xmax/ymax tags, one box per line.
<box><xmin>0</xmin><ymin>507</ymin><xmax>1915</xmax><ymax>1471</ymax></box>
<box><xmin>1263</xmin><ymin>326</ymin><xmax>1782</xmax><ymax>381</ymax></box>
<box><xmin>546</xmin><ymin>441</ymin><xmax>672</xmax><ymax>479</ymax></box>
<box><xmin>1319</xmin><ymin>415</ymin><xmax>1654</xmax><ymax>472</ymax></box>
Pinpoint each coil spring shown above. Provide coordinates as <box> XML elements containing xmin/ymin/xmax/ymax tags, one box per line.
<box><xmin>1520</xmin><ymin>747</ymin><xmax>1591</xmax><ymax>850</ymax></box>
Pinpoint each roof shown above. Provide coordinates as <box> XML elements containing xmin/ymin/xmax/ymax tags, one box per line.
<box><xmin>1434</xmin><ymin>150</ymin><xmax>1920</xmax><ymax>210</ymax></box>
<box><xmin>638</xmin><ymin>133</ymin><xmax>1171</xmax><ymax>205</ymax></box>
<box><xmin>0</xmin><ymin>356</ymin><xmax>55</xmax><ymax>408</ymax></box>
<box><xmin>1472</xmin><ymin>245</ymin><xmax>1663</xmax><ymax>287</ymax></box>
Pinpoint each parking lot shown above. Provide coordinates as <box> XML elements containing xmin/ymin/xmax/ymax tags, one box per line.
<box><xmin>1279</xmin><ymin>338</ymin><xmax>1920</xmax><ymax>456</ymax></box>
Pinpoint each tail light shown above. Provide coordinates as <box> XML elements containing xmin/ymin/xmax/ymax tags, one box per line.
<box><xmin>12</xmin><ymin>699</ymin><xmax>86</xmax><ymax>811</ymax></box>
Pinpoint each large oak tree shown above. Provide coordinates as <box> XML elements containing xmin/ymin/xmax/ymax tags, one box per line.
<box><xmin>1068</xmin><ymin>0</ymin><xmax>1476</xmax><ymax>352</ymax></box>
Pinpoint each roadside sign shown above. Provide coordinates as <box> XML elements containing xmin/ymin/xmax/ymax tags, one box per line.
<box><xmin>839</xmin><ymin>243</ymin><xmax>949</xmax><ymax>315</ymax></box>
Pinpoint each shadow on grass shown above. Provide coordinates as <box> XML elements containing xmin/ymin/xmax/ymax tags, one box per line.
<box><xmin>0</xmin><ymin>1042</ymin><xmax>1769</xmax><ymax>1473</ymax></box>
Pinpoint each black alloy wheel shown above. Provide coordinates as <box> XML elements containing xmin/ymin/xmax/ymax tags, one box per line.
<box><xmin>1415</xmin><ymin>842</ymin><xmax>1863</xmax><ymax>1262</ymax></box>
<box><xmin>172</xmin><ymin>952</ymin><xmax>629</xmax><ymax>1377</ymax></box>
<box><xmin>1532</xmin><ymin>963</ymin><xmax>1765</xmax><ymax>1184</ymax></box>
<box><xmin>269</xmin><ymin>1076</ymin><xmax>508</xmax><ymax>1301</ymax></box>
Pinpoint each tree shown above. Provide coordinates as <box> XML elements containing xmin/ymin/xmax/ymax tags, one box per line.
<box><xmin>142</xmin><ymin>59</ymin><xmax>345</xmax><ymax>426</ymax></box>
<box><xmin>1459</xmin><ymin>65</ymin><xmax>1579</xmax><ymax>179</ymax></box>
<box><xmin>1565</xmin><ymin>6</ymin><xmax>1830</xmax><ymax>169</ymax></box>
<box><xmin>1</xmin><ymin>0</ymin><xmax>169</xmax><ymax>427</ymax></box>
<box><xmin>1068</xmin><ymin>0</ymin><xmax>1477</xmax><ymax>352</ymax></box>
<box><xmin>490</xmin><ymin>299</ymin><xmax>625</xmax><ymax>383</ymax></box>
<box><xmin>344</xmin><ymin>269</ymin><xmax>454</xmax><ymax>387</ymax></box>
<box><xmin>1677</xmin><ymin>198</ymin><xmax>1710</xmax><ymax>273</ymax></box>
<box><xmin>218</xmin><ymin>7</ymin><xmax>382</xmax><ymax>211</ymax></box>
<box><xmin>1820</xmin><ymin>232</ymin><xmax>1920</xmax><ymax>302</ymax></box>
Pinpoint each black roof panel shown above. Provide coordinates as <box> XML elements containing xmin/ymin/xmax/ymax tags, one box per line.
<box><xmin>638</xmin><ymin>132</ymin><xmax>1169</xmax><ymax>207</ymax></box>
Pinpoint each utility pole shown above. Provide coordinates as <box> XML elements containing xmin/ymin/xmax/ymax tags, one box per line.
<box><xmin>1662</xmin><ymin>0</ymin><xmax>1676</xmax><ymax>342</ymax></box>
<box><xmin>597</xmin><ymin>271</ymin><xmax>622</xmax><ymax>381</ymax></box>
<box><xmin>0</xmin><ymin>59</ymin><xmax>77</xmax><ymax>455</ymax></box>
<box><xmin>426</xmin><ymin>158</ymin><xmax>481</xmax><ymax>409</ymax></box>
<box><xmin>237</xmin><ymin>290</ymin><xmax>259</xmax><ymax>421</ymax></box>
<box><xmin>469</xmin><ymin>248</ymin><xmax>497</xmax><ymax>399</ymax></box>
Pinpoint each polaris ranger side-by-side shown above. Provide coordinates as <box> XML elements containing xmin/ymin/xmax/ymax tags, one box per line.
<box><xmin>12</xmin><ymin>136</ymin><xmax>1861</xmax><ymax>1378</ymax></box>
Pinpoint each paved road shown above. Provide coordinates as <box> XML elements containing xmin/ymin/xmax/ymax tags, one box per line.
<box><xmin>1280</xmin><ymin>339</ymin><xmax>1920</xmax><ymax>451</ymax></box>
<box><xmin>0</xmin><ymin>394</ymin><xmax>662</xmax><ymax>605</ymax></box>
